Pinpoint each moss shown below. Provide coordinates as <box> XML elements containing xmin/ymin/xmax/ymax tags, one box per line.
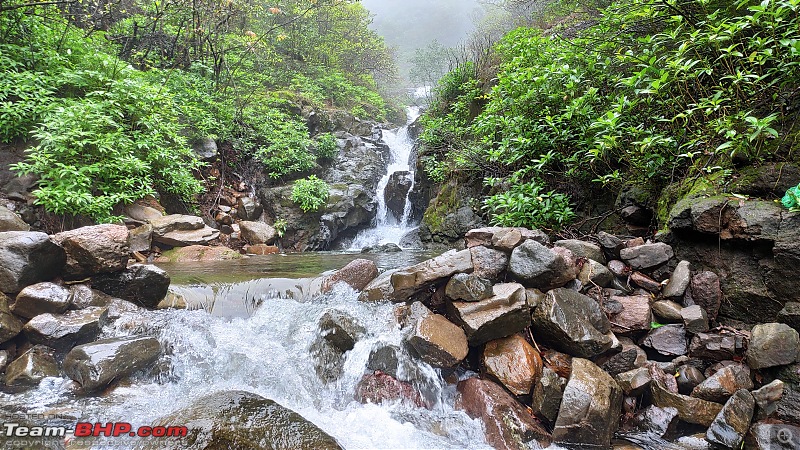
<box><xmin>422</xmin><ymin>181</ymin><xmax>459</xmax><ymax>233</ymax></box>
<box><xmin>655</xmin><ymin>173</ymin><xmax>726</xmax><ymax>230</ymax></box>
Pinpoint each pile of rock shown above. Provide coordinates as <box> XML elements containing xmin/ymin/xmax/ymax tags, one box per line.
<box><xmin>319</xmin><ymin>226</ymin><xmax>800</xmax><ymax>449</ymax></box>
<box><xmin>1</xmin><ymin>225</ymin><xmax>167</xmax><ymax>394</ymax></box>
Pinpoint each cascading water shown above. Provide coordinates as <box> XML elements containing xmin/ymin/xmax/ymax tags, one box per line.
<box><xmin>350</xmin><ymin>107</ymin><xmax>422</xmax><ymax>249</ymax></box>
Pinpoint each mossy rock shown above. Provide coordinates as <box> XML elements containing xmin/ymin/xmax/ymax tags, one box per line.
<box><xmin>158</xmin><ymin>245</ymin><xmax>243</xmax><ymax>263</ymax></box>
<box><xmin>656</xmin><ymin>173</ymin><xmax>727</xmax><ymax>230</ymax></box>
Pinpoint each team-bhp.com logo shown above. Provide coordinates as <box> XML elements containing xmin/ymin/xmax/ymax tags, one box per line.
<box><xmin>3</xmin><ymin>422</ymin><xmax>188</xmax><ymax>440</ymax></box>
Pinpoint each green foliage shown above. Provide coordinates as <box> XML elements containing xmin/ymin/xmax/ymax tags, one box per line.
<box><xmin>482</xmin><ymin>176</ymin><xmax>575</xmax><ymax>230</ymax></box>
<box><xmin>313</xmin><ymin>133</ymin><xmax>339</xmax><ymax>160</ymax></box>
<box><xmin>783</xmin><ymin>183</ymin><xmax>800</xmax><ymax>212</ymax></box>
<box><xmin>240</xmin><ymin>105</ymin><xmax>315</xmax><ymax>179</ymax></box>
<box><xmin>292</xmin><ymin>175</ymin><xmax>330</xmax><ymax>213</ymax></box>
<box><xmin>273</xmin><ymin>218</ymin><xmax>288</xmax><ymax>237</ymax></box>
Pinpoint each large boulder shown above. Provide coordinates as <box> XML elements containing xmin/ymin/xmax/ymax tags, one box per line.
<box><xmin>0</xmin><ymin>231</ymin><xmax>66</xmax><ymax>293</ymax></box>
<box><xmin>5</xmin><ymin>345</ymin><xmax>59</xmax><ymax>389</ymax></box>
<box><xmin>553</xmin><ymin>358</ymin><xmax>623</xmax><ymax>447</ymax></box>
<box><xmin>64</xmin><ymin>335</ymin><xmax>161</xmax><ymax>392</ymax></box>
<box><xmin>22</xmin><ymin>307</ymin><xmax>107</xmax><ymax>351</ymax></box>
<box><xmin>384</xmin><ymin>171</ymin><xmax>413</xmax><ymax>222</ymax></box>
<box><xmin>237</xmin><ymin>197</ymin><xmax>263</xmax><ymax>221</ymax></box>
<box><xmin>322</xmin><ymin>259</ymin><xmax>378</xmax><ymax>293</ymax></box>
<box><xmin>0</xmin><ymin>293</ymin><xmax>23</xmax><ymax>344</ymax></box>
<box><xmin>389</xmin><ymin>249</ymin><xmax>473</xmax><ymax>301</ymax></box>
<box><xmin>92</xmin><ymin>264</ymin><xmax>170</xmax><ymax>308</ymax></box>
<box><xmin>508</xmin><ymin>240</ymin><xmax>578</xmax><ymax>290</ymax></box>
<box><xmin>149</xmin><ymin>214</ymin><xmax>219</xmax><ymax>246</ymax></box>
<box><xmin>52</xmin><ymin>224</ymin><xmax>130</xmax><ymax>278</ymax></box>
<box><xmin>136</xmin><ymin>391</ymin><xmax>342</xmax><ymax>450</ymax></box>
<box><xmin>0</xmin><ymin>205</ymin><xmax>29</xmax><ymax>231</ymax></box>
<box><xmin>456</xmin><ymin>377</ymin><xmax>552</xmax><ymax>450</ymax></box>
<box><xmin>469</xmin><ymin>245</ymin><xmax>509</xmax><ymax>279</ymax></box>
<box><xmin>406</xmin><ymin>302</ymin><xmax>468</xmax><ymax>368</ymax></box>
<box><xmin>447</xmin><ymin>283</ymin><xmax>530</xmax><ymax>346</ymax></box>
<box><xmin>531</xmin><ymin>288</ymin><xmax>614</xmax><ymax>358</ymax></box>
<box><xmin>10</xmin><ymin>281</ymin><xmax>70</xmax><ymax>319</ymax></box>
<box><xmin>239</xmin><ymin>221</ymin><xmax>277</xmax><ymax>245</ymax></box>
<box><xmin>354</xmin><ymin>371</ymin><xmax>425</xmax><ymax>408</ymax></box>
<box><xmin>482</xmin><ymin>334</ymin><xmax>543</xmax><ymax>396</ymax></box>
<box><xmin>747</xmin><ymin>323</ymin><xmax>800</xmax><ymax>369</ymax></box>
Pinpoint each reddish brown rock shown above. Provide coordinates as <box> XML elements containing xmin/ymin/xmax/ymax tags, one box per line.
<box><xmin>322</xmin><ymin>259</ymin><xmax>379</xmax><ymax>293</ymax></box>
<box><xmin>52</xmin><ymin>224</ymin><xmax>130</xmax><ymax>278</ymax></box>
<box><xmin>483</xmin><ymin>334</ymin><xmax>543</xmax><ymax>396</ymax></box>
<box><xmin>687</xmin><ymin>271</ymin><xmax>722</xmax><ymax>320</ymax></box>
<box><xmin>608</xmin><ymin>295</ymin><xmax>652</xmax><ymax>335</ymax></box>
<box><xmin>354</xmin><ymin>371</ymin><xmax>426</xmax><ymax>408</ymax></box>
<box><xmin>630</xmin><ymin>272</ymin><xmax>661</xmax><ymax>292</ymax></box>
<box><xmin>244</xmin><ymin>244</ymin><xmax>280</xmax><ymax>255</ymax></box>
<box><xmin>406</xmin><ymin>302</ymin><xmax>468</xmax><ymax>368</ymax></box>
<box><xmin>456</xmin><ymin>377</ymin><xmax>552</xmax><ymax>450</ymax></box>
<box><xmin>543</xmin><ymin>349</ymin><xmax>573</xmax><ymax>379</ymax></box>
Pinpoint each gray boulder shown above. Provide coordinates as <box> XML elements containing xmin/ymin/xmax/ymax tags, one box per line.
<box><xmin>389</xmin><ymin>249</ymin><xmax>473</xmax><ymax>301</ymax></box>
<box><xmin>191</xmin><ymin>137</ymin><xmax>218</xmax><ymax>161</ymax></box>
<box><xmin>0</xmin><ymin>205</ymin><xmax>29</xmax><ymax>231</ymax></box>
<box><xmin>778</xmin><ymin>302</ymin><xmax>800</xmax><ymax>331</ymax></box>
<box><xmin>5</xmin><ymin>345</ymin><xmax>59</xmax><ymax>389</ymax></box>
<box><xmin>531</xmin><ymin>288</ymin><xmax>613</xmax><ymax>358</ymax></box>
<box><xmin>239</xmin><ymin>221</ymin><xmax>277</xmax><ymax>245</ymax></box>
<box><xmin>92</xmin><ymin>264</ymin><xmax>170</xmax><ymax>308</ymax></box>
<box><xmin>318</xmin><ymin>310</ymin><xmax>365</xmax><ymax>353</ymax></box>
<box><xmin>662</xmin><ymin>260</ymin><xmax>691</xmax><ymax>299</ymax></box>
<box><xmin>747</xmin><ymin>323</ymin><xmax>800</xmax><ymax>369</ymax></box>
<box><xmin>508</xmin><ymin>240</ymin><xmax>578</xmax><ymax>290</ymax></box>
<box><xmin>447</xmin><ymin>283</ymin><xmax>530</xmax><ymax>346</ymax></box>
<box><xmin>469</xmin><ymin>245</ymin><xmax>509</xmax><ymax>279</ymax></box>
<box><xmin>0</xmin><ymin>231</ymin><xmax>66</xmax><ymax>293</ymax></box>
<box><xmin>10</xmin><ymin>281</ymin><xmax>70</xmax><ymax>319</ymax></box>
<box><xmin>445</xmin><ymin>273</ymin><xmax>493</xmax><ymax>302</ymax></box>
<box><xmin>681</xmin><ymin>304</ymin><xmax>709</xmax><ymax>333</ymax></box>
<box><xmin>531</xmin><ymin>367</ymin><xmax>566</xmax><ymax>423</ymax></box>
<box><xmin>384</xmin><ymin>171</ymin><xmax>413</xmax><ymax>222</ymax></box>
<box><xmin>150</xmin><ymin>214</ymin><xmax>219</xmax><ymax>246</ymax></box>
<box><xmin>52</xmin><ymin>224</ymin><xmax>130</xmax><ymax>278</ymax></box>
<box><xmin>640</xmin><ymin>324</ymin><xmax>688</xmax><ymax>357</ymax></box>
<box><xmin>64</xmin><ymin>335</ymin><xmax>161</xmax><ymax>392</ymax></box>
<box><xmin>620</xmin><ymin>243</ymin><xmax>674</xmax><ymax>270</ymax></box>
<box><xmin>23</xmin><ymin>307</ymin><xmax>108</xmax><ymax>351</ymax></box>
<box><xmin>745</xmin><ymin>422</ymin><xmax>800</xmax><ymax>450</ymax></box>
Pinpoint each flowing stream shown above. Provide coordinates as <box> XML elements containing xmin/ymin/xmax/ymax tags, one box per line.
<box><xmin>350</xmin><ymin>107</ymin><xmax>422</xmax><ymax>249</ymax></box>
<box><xmin>2</xmin><ymin>253</ymin><xmax>492</xmax><ymax>450</ymax></box>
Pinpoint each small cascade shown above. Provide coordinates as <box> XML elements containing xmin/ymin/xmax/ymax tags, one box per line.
<box><xmin>350</xmin><ymin>106</ymin><xmax>422</xmax><ymax>249</ymax></box>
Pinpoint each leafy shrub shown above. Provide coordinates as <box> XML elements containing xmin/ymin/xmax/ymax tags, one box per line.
<box><xmin>783</xmin><ymin>183</ymin><xmax>800</xmax><ymax>213</ymax></box>
<box><xmin>313</xmin><ymin>133</ymin><xmax>339</xmax><ymax>160</ymax></box>
<box><xmin>482</xmin><ymin>177</ymin><xmax>575</xmax><ymax>230</ymax></box>
<box><xmin>241</xmin><ymin>105</ymin><xmax>315</xmax><ymax>179</ymax></box>
<box><xmin>291</xmin><ymin>175</ymin><xmax>330</xmax><ymax>213</ymax></box>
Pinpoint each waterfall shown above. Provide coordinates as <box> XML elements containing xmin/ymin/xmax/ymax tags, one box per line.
<box><xmin>350</xmin><ymin>106</ymin><xmax>422</xmax><ymax>250</ymax></box>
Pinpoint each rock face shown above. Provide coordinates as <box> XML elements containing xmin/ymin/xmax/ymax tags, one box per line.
<box><xmin>237</xmin><ymin>197</ymin><xmax>263</xmax><ymax>221</ymax></box>
<box><xmin>747</xmin><ymin>323</ymin><xmax>800</xmax><ymax>369</ymax></box>
<box><xmin>0</xmin><ymin>293</ymin><xmax>23</xmax><ymax>343</ymax></box>
<box><xmin>447</xmin><ymin>283</ymin><xmax>530</xmax><ymax>346</ymax></box>
<box><xmin>456</xmin><ymin>377</ymin><xmax>551</xmax><ymax>450</ymax></box>
<box><xmin>150</xmin><ymin>214</ymin><xmax>219</xmax><ymax>246</ymax></box>
<box><xmin>706</xmin><ymin>389</ymin><xmax>755</xmax><ymax>449</ymax></box>
<box><xmin>384</xmin><ymin>170</ymin><xmax>413</xmax><ymax>222</ymax></box>
<box><xmin>23</xmin><ymin>307</ymin><xmax>107</xmax><ymax>351</ymax></box>
<box><xmin>92</xmin><ymin>264</ymin><xmax>170</xmax><ymax>308</ymax></box>
<box><xmin>52</xmin><ymin>224</ymin><xmax>130</xmax><ymax>278</ymax></box>
<box><xmin>620</xmin><ymin>243</ymin><xmax>674</xmax><ymax>270</ymax></box>
<box><xmin>531</xmin><ymin>288</ymin><xmax>613</xmax><ymax>358</ymax></box>
<box><xmin>322</xmin><ymin>259</ymin><xmax>378</xmax><ymax>293</ymax></box>
<box><xmin>10</xmin><ymin>282</ymin><xmax>71</xmax><ymax>319</ymax></box>
<box><xmin>0</xmin><ymin>205</ymin><xmax>29</xmax><ymax>231</ymax></box>
<box><xmin>239</xmin><ymin>221</ymin><xmax>277</xmax><ymax>245</ymax></box>
<box><xmin>4</xmin><ymin>345</ymin><xmax>59</xmax><ymax>389</ymax></box>
<box><xmin>0</xmin><ymin>232</ymin><xmax>66</xmax><ymax>293</ymax></box>
<box><xmin>406</xmin><ymin>303</ymin><xmax>468</xmax><ymax>368</ymax></box>
<box><xmin>482</xmin><ymin>334</ymin><xmax>543</xmax><ymax>396</ymax></box>
<box><xmin>508</xmin><ymin>240</ymin><xmax>578</xmax><ymax>290</ymax></box>
<box><xmin>64</xmin><ymin>335</ymin><xmax>161</xmax><ymax>392</ymax></box>
<box><xmin>553</xmin><ymin>358</ymin><xmax>623</xmax><ymax>447</ymax></box>
<box><xmin>138</xmin><ymin>390</ymin><xmax>342</xmax><ymax>450</ymax></box>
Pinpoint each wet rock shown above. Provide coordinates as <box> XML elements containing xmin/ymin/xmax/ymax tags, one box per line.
<box><xmin>244</xmin><ymin>244</ymin><xmax>280</xmax><ymax>255</ymax></box>
<box><xmin>318</xmin><ymin>310</ymin><xmax>366</xmax><ymax>353</ymax></box>
<box><xmin>63</xmin><ymin>335</ymin><xmax>160</xmax><ymax>392</ymax></box>
<box><xmin>129</xmin><ymin>223</ymin><xmax>153</xmax><ymax>253</ymax></box>
<box><xmin>239</xmin><ymin>221</ymin><xmax>277</xmax><ymax>245</ymax></box>
<box><xmin>596</xmin><ymin>232</ymin><xmax>625</xmax><ymax>259</ymax></box>
<box><xmin>390</xmin><ymin>249</ymin><xmax>473</xmax><ymax>301</ymax></box>
<box><xmin>616</xmin><ymin>367</ymin><xmax>651</xmax><ymax>396</ymax></box>
<box><xmin>525</xmin><ymin>288</ymin><xmax>546</xmax><ymax>310</ymax></box>
<box><xmin>124</xmin><ymin>202</ymin><xmax>163</xmax><ymax>222</ymax></box>
<box><xmin>23</xmin><ymin>307</ymin><xmax>108</xmax><ymax>351</ymax></box>
<box><xmin>509</xmin><ymin>241</ymin><xmax>578</xmax><ymax>290</ymax></box>
<box><xmin>676</xmin><ymin>365</ymin><xmax>706</xmax><ymax>395</ymax></box>
<box><xmin>778</xmin><ymin>302</ymin><xmax>800</xmax><ymax>332</ymax></box>
<box><xmin>630</xmin><ymin>271</ymin><xmax>661</xmax><ymax>292</ymax></box>
<box><xmin>0</xmin><ymin>349</ymin><xmax>7</xmax><ymax>371</ymax></box>
<box><xmin>52</xmin><ymin>224</ymin><xmax>130</xmax><ymax>278</ymax></box>
<box><xmin>543</xmin><ymin>349</ymin><xmax>573</xmax><ymax>379</ymax></box>
<box><xmin>465</xmin><ymin>227</ymin><xmax>549</xmax><ymax>249</ymax></box>
<box><xmin>689</xmin><ymin>331</ymin><xmax>745</xmax><ymax>360</ymax></box>
<box><xmin>456</xmin><ymin>377</ymin><xmax>552</xmax><ymax>450</ymax></box>
<box><xmin>752</xmin><ymin>379</ymin><xmax>784</xmax><ymax>420</ymax></box>
<box><xmin>357</xmin><ymin>268</ymin><xmax>396</xmax><ymax>302</ymax></box>
<box><xmin>0</xmin><ymin>231</ymin><xmax>66</xmax><ymax>293</ymax></box>
<box><xmin>745</xmin><ymin>422</ymin><xmax>800</xmax><ymax>449</ymax></box>
<box><xmin>652</xmin><ymin>300</ymin><xmax>684</xmax><ymax>323</ymax></box>
<box><xmin>692</xmin><ymin>364</ymin><xmax>753</xmax><ymax>403</ymax></box>
<box><xmin>366</xmin><ymin>345</ymin><xmax>415</xmax><ymax>381</ymax></box>
<box><xmin>599</xmin><ymin>340</ymin><xmax>647</xmax><ymax>376</ymax></box>
<box><xmin>531</xmin><ymin>367</ymin><xmax>566</xmax><ymax>423</ymax></box>
<box><xmin>310</xmin><ymin>336</ymin><xmax>345</xmax><ymax>383</ymax></box>
<box><xmin>236</xmin><ymin>197</ymin><xmax>263</xmax><ymax>221</ymax></box>
<box><xmin>682</xmin><ymin>305</ymin><xmax>709</xmax><ymax>333</ymax></box>
<box><xmin>0</xmin><ymin>205</ymin><xmax>29</xmax><ymax>231</ymax></box>
<box><xmin>482</xmin><ymin>334</ymin><xmax>543</xmax><ymax>396</ymax></box>
<box><xmin>662</xmin><ymin>260</ymin><xmax>691</xmax><ymax>300</ymax></box>
<box><xmin>322</xmin><ymin>259</ymin><xmax>378</xmax><ymax>293</ymax></box>
<box><xmin>651</xmin><ymin>378</ymin><xmax>724</xmax><ymax>426</ymax></box>
<box><xmin>150</xmin><ymin>214</ymin><xmax>219</xmax><ymax>246</ymax></box>
<box><xmin>630</xmin><ymin>406</ymin><xmax>680</xmax><ymax>438</ymax></box>
<box><xmin>355</xmin><ymin>371</ymin><xmax>426</xmax><ymax>407</ymax></box>
<box><xmin>361</xmin><ymin>242</ymin><xmax>402</xmax><ymax>253</ymax></box>
<box><xmin>491</xmin><ymin>228</ymin><xmax>526</xmax><ymax>251</ymax></box>
<box><xmin>407</xmin><ymin>302</ymin><xmax>468</xmax><ymax>368</ymax></box>
<box><xmin>445</xmin><ymin>273</ymin><xmax>493</xmax><ymax>302</ymax></box>
<box><xmin>532</xmin><ymin>288</ymin><xmax>614</xmax><ymax>358</ymax></box>
<box><xmin>4</xmin><ymin>345</ymin><xmax>59</xmax><ymax>389</ymax></box>
<box><xmin>620</xmin><ymin>243</ymin><xmax>674</xmax><ymax>270</ymax></box>
<box><xmin>0</xmin><ymin>293</ymin><xmax>23</xmax><ymax>344</ymax></box>
<box><xmin>448</xmin><ymin>283</ymin><xmax>530</xmax><ymax>346</ymax></box>
<box><xmin>138</xmin><ymin>390</ymin><xmax>342</xmax><ymax>450</ymax></box>
<box><xmin>608</xmin><ymin>260</ymin><xmax>630</xmax><ymax>277</ymax></box>
<box><xmin>608</xmin><ymin>294</ymin><xmax>652</xmax><ymax>335</ymax></box>
<box><xmin>706</xmin><ymin>389</ymin><xmax>755</xmax><ymax>449</ymax></box>
<box><xmin>92</xmin><ymin>264</ymin><xmax>170</xmax><ymax>308</ymax></box>
<box><xmin>470</xmin><ymin>246</ymin><xmax>509</xmax><ymax>279</ymax></box>
<box><xmin>157</xmin><ymin>245</ymin><xmax>242</xmax><ymax>262</ymax></box>
<box><xmin>384</xmin><ymin>171</ymin><xmax>413</xmax><ymax>222</ymax></box>
<box><xmin>578</xmin><ymin>258</ymin><xmax>614</xmax><ymax>288</ymax></box>
<box><xmin>555</xmin><ymin>239</ymin><xmax>605</xmax><ymax>263</ymax></box>
<box><xmin>553</xmin><ymin>358</ymin><xmax>623</xmax><ymax>448</ymax></box>
<box><xmin>640</xmin><ymin>324</ymin><xmax>688</xmax><ymax>358</ymax></box>
<box><xmin>10</xmin><ymin>281</ymin><xmax>70</xmax><ymax>319</ymax></box>
<box><xmin>687</xmin><ymin>271</ymin><xmax>722</xmax><ymax>320</ymax></box>
<box><xmin>747</xmin><ymin>323</ymin><xmax>800</xmax><ymax>369</ymax></box>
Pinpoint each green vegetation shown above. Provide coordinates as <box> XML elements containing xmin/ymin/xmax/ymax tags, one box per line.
<box><xmin>1</xmin><ymin>0</ymin><xmax>393</xmax><ymax>222</ymax></box>
<box><xmin>784</xmin><ymin>184</ymin><xmax>800</xmax><ymax>212</ymax></box>
<box><xmin>292</xmin><ymin>175</ymin><xmax>330</xmax><ymax>213</ymax></box>
<box><xmin>420</xmin><ymin>0</ymin><xmax>800</xmax><ymax>230</ymax></box>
